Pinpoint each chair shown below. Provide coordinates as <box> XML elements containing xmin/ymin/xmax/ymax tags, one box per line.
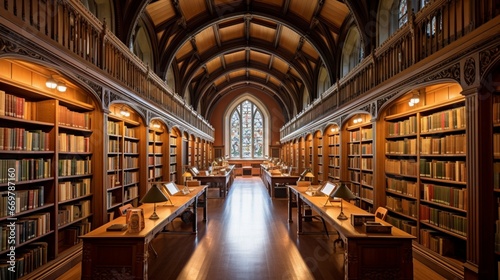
<box><xmin>375</xmin><ymin>206</ymin><xmax>388</xmax><ymax>220</ymax></box>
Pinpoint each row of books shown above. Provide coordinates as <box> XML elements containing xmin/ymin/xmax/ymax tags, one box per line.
<box><xmin>0</xmin><ymin>91</ymin><xmax>36</xmax><ymax>120</ymax></box>
<box><xmin>419</xmin><ymin>159</ymin><xmax>466</xmax><ymax>182</ymax></box>
<box><xmin>0</xmin><ymin>242</ymin><xmax>48</xmax><ymax>279</ymax></box>
<box><xmin>386</xmin><ymin>215</ymin><xmax>417</xmax><ymax>236</ymax></box>
<box><xmin>57</xmin><ymin>200</ymin><xmax>90</xmax><ymax>226</ymax></box>
<box><xmin>386</xmin><ymin>195</ymin><xmax>417</xmax><ymax>217</ymax></box>
<box><xmin>420</xmin><ymin>134</ymin><xmax>466</xmax><ymax>154</ymax></box>
<box><xmin>148</xmin><ymin>167</ymin><xmax>162</xmax><ymax>178</ymax></box>
<box><xmin>107</xmin><ymin>120</ymin><xmax>121</xmax><ymax>135</ymax></box>
<box><xmin>0</xmin><ymin>213</ymin><xmax>51</xmax><ymax>247</ymax></box>
<box><xmin>0</xmin><ymin>159</ymin><xmax>52</xmax><ymax>183</ymax></box>
<box><xmin>385</xmin><ymin>159</ymin><xmax>418</xmax><ymax>176</ymax></box>
<box><xmin>329</xmin><ymin>145</ymin><xmax>340</xmax><ymax>154</ymax></box>
<box><xmin>58</xmin><ymin>133</ymin><xmax>90</xmax><ymax>153</ymax></box>
<box><xmin>123</xmin><ymin>157</ymin><xmax>139</xmax><ymax>169</ymax></box>
<box><xmin>123</xmin><ymin>171</ymin><xmax>139</xmax><ymax>185</ymax></box>
<box><xmin>58</xmin><ymin>158</ymin><xmax>91</xmax><ymax>176</ymax></box>
<box><xmin>59</xmin><ymin>220</ymin><xmax>91</xmax><ymax>250</ymax></box>
<box><xmin>108</xmin><ymin>139</ymin><xmax>121</xmax><ymax>152</ymax></box>
<box><xmin>58</xmin><ymin>178</ymin><xmax>91</xmax><ymax>202</ymax></box>
<box><xmin>386</xmin><ymin>116</ymin><xmax>418</xmax><ymax>136</ymax></box>
<box><xmin>349</xmin><ymin>128</ymin><xmax>373</xmax><ymax>142</ymax></box>
<box><xmin>327</xmin><ymin>134</ymin><xmax>340</xmax><ymax>145</ymax></box>
<box><xmin>124</xmin><ymin>185</ymin><xmax>138</xmax><ymax>201</ymax></box>
<box><xmin>0</xmin><ymin>128</ymin><xmax>50</xmax><ymax>151</ymax></box>
<box><xmin>386</xmin><ymin>177</ymin><xmax>418</xmax><ymax>197</ymax></box>
<box><xmin>58</xmin><ymin>105</ymin><xmax>91</xmax><ymax>129</ymax></box>
<box><xmin>148</xmin><ymin>131</ymin><xmax>163</xmax><ymax>142</ymax></box>
<box><xmin>148</xmin><ymin>145</ymin><xmax>163</xmax><ymax>154</ymax></box>
<box><xmin>124</xmin><ymin>127</ymin><xmax>136</xmax><ymax>138</ymax></box>
<box><xmin>147</xmin><ymin>156</ymin><xmax>163</xmax><ymax>165</ymax></box>
<box><xmin>169</xmin><ymin>136</ymin><xmax>177</xmax><ymax>145</ymax></box>
<box><xmin>420</xmin><ymin>205</ymin><xmax>467</xmax><ymax>236</ymax></box>
<box><xmin>422</xmin><ymin>183</ymin><xmax>467</xmax><ymax>210</ymax></box>
<box><xmin>420</xmin><ymin>228</ymin><xmax>457</xmax><ymax>256</ymax></box>
<box><xmin>0</xmin><ymin>187</ymin><xmax>45</xmax><ymax>217</ymax></box>
<box><xmin>328</xmin><ymin>157</ymin><xmax>340</xmax><ymax>167</ymax></box>
<box><xmin>361</xmin><ymin>173</ymin><xmax>374</xmax><ymax>186</ymax></box>
<box><xmin>420</xmin><ymin>106</ymin><xmax>465</xmax><ymax>132</ymax></box>
<box><xmin>124</xmin><ymin>141</ymin><xmax>139</xmax><ymax>153</ymax></box>
<box><xmin>494</xmin><ymin>133</ymin><xmax>500</xmax><ymax>156</ymax></box>
<box><xmin>386</xmin><ymin>138</ymin><xmax>417</xmax><ymax>154</ymax></box>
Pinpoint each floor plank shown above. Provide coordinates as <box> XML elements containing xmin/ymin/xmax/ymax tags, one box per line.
<box><xmin>59</xmin><ymin>177</ymin><xmax>446</xmax><ymax>280</ymax></box>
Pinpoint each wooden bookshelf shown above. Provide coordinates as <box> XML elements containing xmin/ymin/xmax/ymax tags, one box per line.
<box><xmin>169</xmin><ymin>128</ymin><xmax>181</xmax><ymax>183</ymax></box>
<box><xmin>148</xmin><ymin>121</ymin><xmax>167</xmax><ymax>183</ymax></box>
<box><xmin>314</xmin><ymin>131</ymin><xmax>323</xmax><ymax>184</ymax></box>
<box><xmin>105</xmin><ymin>104</ymin><xmax>145</xmax><ymax>221</ymax></box>
<box><xmin>344</xmin><ymin>114</ymin><xmax>374</xmax><ymax>212</ymax></box>
<box><xmin>381</xmin><ymin>86</ymin><xmax>467</xmax><ymax>271</ymax></box>
<box><xmin>0</xmin><ymin>68</ymin><xmax>98</xmax><ymax>279</ymax></box>
<box><xmin>326</xmin><ymin>125</ymin><xmax>341</xmax><ymax>181</ymax></box>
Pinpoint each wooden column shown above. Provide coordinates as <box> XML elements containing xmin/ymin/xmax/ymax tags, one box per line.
<box><xmin>462</xmin><ymin>87</ymin><xmax>495</xmax><ymax>279</ymax></box>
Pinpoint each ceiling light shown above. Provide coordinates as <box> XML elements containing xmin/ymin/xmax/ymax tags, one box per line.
<box><xmin>120</xmin><ymin>107</ymin><xmax>130</xmax><ymax>117</ymax></box>
<box><xmin>152</xmin><ymin>122</ymin><xmax>160</xmax><ymax>128</ymax></box>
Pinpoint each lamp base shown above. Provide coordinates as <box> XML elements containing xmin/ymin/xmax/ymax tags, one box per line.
<box><xmin>337</xmin><ymin>211</ymin><xmax>348</xmax><ymax>220</ymax></box>
<box><xmin>149</xmin><ymin>211</ymin><xmax>159</xmax><ymax>220</ymax></box>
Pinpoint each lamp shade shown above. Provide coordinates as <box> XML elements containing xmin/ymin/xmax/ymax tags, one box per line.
<box><xmin>330</xmin><ymin>182</ymin><xmax>356</xmax><ymax>201</ymax></box>
<box><xmin>141</xmin><ymin>185</ymin><xmax>169</xmax><ymax>204</ymax></box>
<box><xmin>304</xmin><ymin>171</ymin><xmax>315</xmax><ymax>178</ymax></box>
<box><xmin>182</xmin><ymin>170</ymin><xmax>193</xmax><ymax>178</ymax></box>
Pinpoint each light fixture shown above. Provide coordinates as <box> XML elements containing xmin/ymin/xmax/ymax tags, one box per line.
<box><xmin>120</xmin><ymin>106</ymin><xmax>131</xmax><ymax>117</ymax></box>
<box><xmin>182</xmin><ymin>168</ymin><xmax>193</xmax><ymax>186</ymax></box>
<box><xmin>46</xmin><ymin>78</ymin><xmax>57</xmax><ymax>89</ymax></box>
<box><xmin>353</xmin><ymin>117</ymin><xmax>362</xmax><ymax>124</ymax></box>
<box><xmin>152</xmin><ymin>122</ymin><xmax>161</xmax><ymax>129</ymax></box>
<box><xmin>140</xmin><ymin>185</ymin><xmax>169</xmax><ymax>220</ymax></box>
<box><xmin>300</xmin><ymin>168</ymin><xmax>315</xmax><ymax>182</ymax></box>
<box><xmin>330</xmin><ymin>181</ymin><xmax>357</xmax><ymax>220</ymax></box>
<box><xmin>56</xmin><ymin>82</ymin><xmax>67</xmax><ymax>92</ymax></box>
<box><xmin>409</xmin><ymin>92</ymin><xmax>420</xmax><ymax>107</ymax></box>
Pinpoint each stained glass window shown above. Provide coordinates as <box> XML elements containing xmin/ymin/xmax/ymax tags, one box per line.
<box><xmin>230</xmin><ymin>100</ymin><xmax>264</xmax><ymax>158</ymax></box>
<box><xmin>398</xmin><ymin>0</ymin><xmax>408</xmax><ymax>27</ymax></box>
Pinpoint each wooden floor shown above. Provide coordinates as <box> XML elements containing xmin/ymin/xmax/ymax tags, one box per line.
<box><xmin>60</xmin><ymin>177</ymin><xmax>445</xmax><ymax>280</ymax></box>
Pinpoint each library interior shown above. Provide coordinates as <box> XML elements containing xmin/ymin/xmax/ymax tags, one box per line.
<box><xmin>0</xmin><ymin>0</ymin><xmax>500</xmax><ymax>279</ymax></box>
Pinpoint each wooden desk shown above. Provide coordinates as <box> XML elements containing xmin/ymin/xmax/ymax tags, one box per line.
<box><xmin>261</xmin><ymin>168</ymin><xmax>300</xmax><ymax>197</ymax></box>
<box><xmin>80</xmin><ymin>186</ymin><xmax>208</xmax><ymax>280</ymax></box>
<box><xmin>288</xmin><ymin>185</ymin><xmax>415</xmax><ymax>280</ymax></box>
<box><xmin>193</xmin><ymin>165</ymin><xmax>234</xmax><ymax>198</ymax></box>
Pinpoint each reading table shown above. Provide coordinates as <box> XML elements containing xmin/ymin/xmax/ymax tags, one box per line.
<box><xmin>288</xmin><ymin>185</ymin><xmax>415</xmax><ymax>280</ymax></box>
<box><xmin>80</xmin><ymin>185</ymin><xmax>208</xmax><ymax>279</ymax></box>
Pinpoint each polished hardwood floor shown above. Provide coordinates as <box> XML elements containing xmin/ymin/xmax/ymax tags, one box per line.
<box><xmin>60</xmin><ymin>177</ymin><xmax>445</xmax><ymax>280</ymax></box>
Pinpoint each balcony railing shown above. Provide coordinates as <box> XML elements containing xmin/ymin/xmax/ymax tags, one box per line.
<box><xmin>281</xmin><ymin>0</ymin><xmax>493</xmax><ymax>140</ymax></box>
<box><xmin>0</xmin><ymin>0</ymin><xmax>214</xmax><ymax>139</ymax></box>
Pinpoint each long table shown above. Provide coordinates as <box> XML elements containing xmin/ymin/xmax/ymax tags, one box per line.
<box><xmin>288</xmin><ymin>185</ymin><xmax>415</xmax><ymax>280</ymax></box>
<box><xmin>260</xmin><ymin>168</ymin><xmax>300</xmax><ymax>197</ymax></box>
<box><xmin>80</xmin><ymin>185</ymin><xmax>208</xmax><ymax>279</ymax></box>
<box><xmin>193</xmin><ymin>165</ymin><xmax>234</xmax><ymax>198</ymax></box>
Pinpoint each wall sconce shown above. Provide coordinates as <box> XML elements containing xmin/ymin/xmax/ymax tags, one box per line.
<box><xmin>330</xmin><ymin>127</ymin><xmax>338</xmax><ymax>132</ymax></box>
<box><xmin>353</xmin><ymin>117</ymin><xmax>363</xmax><ymax>124</ymax></box>
<box><xmin>152</xmin><ymin>122</ymin><xmax>161</xmax><ymax>129</ymax></box>
<box><xmin>408</xmin><ymin>92</ymin><xmax>420</xmax><ymax>107</ymax></box>
<box><xmin>46</xmin><ymin>78</ymin><xmax>57</xmax><ymax>89</ymax></box>
<box><xmin>56</xmin><ymin>82</ymin><xmax>67</xmax><ymax>92</ymax></box>
<box><xmin>120</xmin><ymin>106</ymin><xmax>131</xmax><ymax>117</ymax></box>
<box><xmin>46</xmin><ymin>77</ymin><xmax>67</xmax><ymax>92</ymax></box>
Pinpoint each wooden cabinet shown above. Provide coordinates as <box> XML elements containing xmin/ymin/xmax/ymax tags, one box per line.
<box><xmin>0</xmin><ymin>75</ymin><xmax>97</xmax><ymax>278</ymax></box>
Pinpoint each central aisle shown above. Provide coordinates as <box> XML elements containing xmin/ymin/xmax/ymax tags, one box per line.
<box><xmin>148</xmin><ymin>177</ymin><xmax>343</xmax><ymax>280</ymax></box>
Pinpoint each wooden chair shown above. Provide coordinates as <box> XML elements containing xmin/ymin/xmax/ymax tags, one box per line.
<box><xmin>375</xmin><ymin>206</ymin><xmax>388</xmax><ymax>220</ymax></box>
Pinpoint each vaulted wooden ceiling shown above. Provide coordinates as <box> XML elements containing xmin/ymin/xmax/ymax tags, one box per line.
<box><xmin>115</xmin><ymin>0</ymin><xmax>372</xmax><ymax>121</ymax></box>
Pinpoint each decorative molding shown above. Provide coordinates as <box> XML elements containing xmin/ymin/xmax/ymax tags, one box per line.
<box><xmin>0</xmin><ymin>31</ymin><xmax>45</xmax><ymax>62</ymax></box>
<box><xmin>464</xmin><ymin>57</ymin><xmax>476</xmax><ymax>86</ymax></box>
<box><xmin>479</xmin><ymin>45</ymin><xmax>500</xmax><ymax>77</ymax></box>
<box><xmin>423</xmin><ymin>63</ymin><xmax>460</xmax><ymax>83</ymax></box>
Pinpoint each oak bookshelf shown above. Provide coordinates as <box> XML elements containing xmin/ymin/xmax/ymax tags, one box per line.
<box><xmin>326</xmin><ymin>125</ymin><xmax>341</xmax><ymax>182</ymax></box>
<box><xmin>0</xmin><ymin>67</ymin><xmax>98</xmax><ymax>279</ymax></box>
<box><xmin>105</xmin><ymin>104</ymin><xmax>145</xmax><ymax>221</ymax></box>
<box><xmin>381</xmin><ymin>86</ymin><xmax>467</xmax><ymax>270</ymax></box>
<box><xmin>344</xmin><ymin>114</ymin><xmax>374</xmax><ymax>212</ymax></box>
<box><xmin>148</xmin><ymin>121</ymin><xmax>168</xmax><ymax>184</ymax></box>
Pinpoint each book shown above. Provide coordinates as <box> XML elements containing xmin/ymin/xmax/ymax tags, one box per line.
<box><xmin>106</xmin><ymin>224</ymin><xmax>128</xmax><ymax>231</ymax></box>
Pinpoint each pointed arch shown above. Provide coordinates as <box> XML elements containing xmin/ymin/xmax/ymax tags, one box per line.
<box><xmin>224</xmin><ymin>94</ymin><xmax>270</xmax><ymax>158</ymax></box>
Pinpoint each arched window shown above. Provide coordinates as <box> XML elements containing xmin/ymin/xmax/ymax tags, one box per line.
<box><xmin>229</xmin><ymin>100</ymin><xmax>264</xmax><ymax>158</ymax></box>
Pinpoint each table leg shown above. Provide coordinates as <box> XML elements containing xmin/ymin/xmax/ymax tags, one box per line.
<box><xmin>288</xmin><ymin>188</ymin><xmax>293</xmax><ymax>223</ymax></box>
<box><xmin>203</xmin><ymin>190</ymin><xmax>207</xmax><ymax>222</ymax></box>
<box><xmin>192</xmin><ymin>197</ymin><xmax>198</xmax><ymax>233</ymax></box>
<box><xmin>297</xmin><ymin>193</ymin><xmax>302</xmax><ymax>234</ymax></box>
